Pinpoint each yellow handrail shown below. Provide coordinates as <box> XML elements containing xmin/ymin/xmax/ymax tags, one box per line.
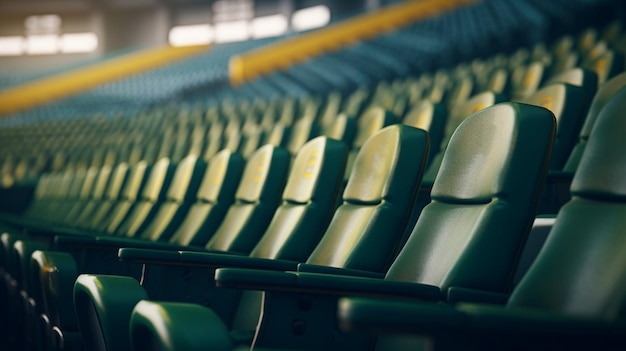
<box><xmin>0</xmin><ymin>44</ymin><xmax>209</xmax><ymax>117</ymax></box>
<box><xmin>229</xmin><ymin>0</ymin><xmax>478</xmax><ymax>86</ymax></box>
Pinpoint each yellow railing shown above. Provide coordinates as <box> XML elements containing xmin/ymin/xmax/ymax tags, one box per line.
<box><xmin>0</xmin><ymin>44</ymin><xmax>209</xmax><ymax>116</ymax></box>
<box><xmin>229</xmin><ymin>0</ymin><xmax>478</xmax><ymax>86</ymax></box>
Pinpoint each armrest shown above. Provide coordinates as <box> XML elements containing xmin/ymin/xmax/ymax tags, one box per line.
<box><xmin>118</xmin><ymin>247</ymin><xmax>183</xmax><ymax>264</ymax></box>
<box><xmin>297</xmin><ymin>263</ymin><xmax>385</xmax><ymax>279</ymax></box>
<box><xmin>215</xmin><ymin>268</ymin><xmax>441</xmax><ymax>301</ymax></box>
<box><xmin>55</xmin><ymin>235</ymin><xmax>188</xmax><ymax>252</ymax></box>
<box><xmin>179</xmin><ymin>251</ymin><xmax>299</xmax><ymax>271</ymax></box>
<box><xmin>119</xmin><ymin>248</ymin><xmax>300</xmax><ymax>271</ymax></box>
<box><xmin>338</xmin><ymin>297</ymin><xmax>626</xmax><ymax>348</ymax></box>
<box><xmin>445</xmin><ymin>286</ymin><xmax>508</xmax><ymax>304</ymax></box>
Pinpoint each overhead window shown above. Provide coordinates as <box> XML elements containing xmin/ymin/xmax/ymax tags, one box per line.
<box><xmin>60</xmin><ymin>33</ymin><xmax>99</xmax><ymax>53</ymax></box>
<box><xmin>215</xmin><ymin>20</ymin><xmax>249</xmax><ymax>43</ymax></box>
<box><xmin>0</xmin><ymin>14</ymin><xmax>98</xmax><ymax>56</ymax></box>
<box><xmin>0</xmin><ymin>36</ymin><xmax>23</xmax><ymax>56</ymax></box>
<box><xmin>251</xmin><ymin>14</ymin><xmax>288</xmax><ymax>39</ymax></box>
<box><xmin>291</xmin><ymin>5</ymin><xmax>331</xmax><ymax>31</ymax></box>
<box><xmin>168</xmin><ymin>24</ymin><xmax>214</xmax><ymax>47</ymax></box>
<box><xmin>25</xmin><ymin>14</ymin><xmax>61</xmax><ymax>34</ymax></box>
<box><xmin>25</xmin><ymin>34</ymin><xmax>58</xmax><ymax>55</ymax></box>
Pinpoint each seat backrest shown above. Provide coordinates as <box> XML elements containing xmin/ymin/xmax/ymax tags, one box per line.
<box><xmin>545</xmin><ymin>67</ymin><xmax>598</xmax><ymax>114</ymax></box>
<box><xmin>512</xmin><ymin>61</ymin><xmax>546</xmax><ymax>101</ymax></box>
<box><xmin>238</xmin><ymin>129</ymin><xmax>264</xmax><ymax>160</ymax></box>
<box><xmin>104</xmin><ymin>162</ymin><xmax>130</xmax><ymax>201</ymax></box>
<box><xmin>79</xmin><ymin>163</ymin><xmax>129</xmax><ymax>230</ymax></box>
<box><xmin>203</xmin><ymin>121</ymin><xmax>224</xmax><ymax>161</ymax></box>
<box><xmin>324</xmin><ymin>113</ymin><xmax>357</xmax><ymax>147</ymax></box>
<box><xmin>318</xmin><ymin>91</ymin><xmax>343</xmax><ymax>130</ymax></box>
<box><xmin>236</xmin><ymin>137</ymin><xmax>347</xmax><ymax>260</ymax></box>
<box><xmin>445</xmin><ymin>75</ymin><xmax>474</xmax><ymax>107</ymax></box>
<box><xmin>305</xmin><ymin>125</ymin><xmax>429</xmax><ymax>273</ymax></box>
<box><xmin>352</xmin><ymin>106</ymin><xmax>396</xmax><ymax>151</ymax></box>
<box><xmin>113</xmin><ymin>158</ymin><xmax>176</xmax><ymax>236</ymax></box>
<box><xmin>386</xmin><ymin>103</ymin><xmax>555</xmax><ymax>294</ymax></box>
<box><xmin>82</xmin><ymin>162</ymin><xmax>131</xmax><ymax>230</ymax></box>
<box><xmin>523</xmin><ymin>83</ymin><xmax>586</xmax><ymax>170</ymax></box>
<box><xmin>118</xmin><ymin>161</ymin><xmax>150</xmax><ymax>202</ymax></box>
<box><xmin>508</xmin><ymin>87</ymin><xmax>626</xmax><ymax>320</ymax></box>
<box><xmin>99</xmin><ymin>161</ymin><xmax>151</xmax><ymax>233</ymax></box>
<box><xmin>164</xmin><ymin>154</ymin><xmax>206</xmax><ymax>204</ymax></box>
<box><xmin>563</xmin><ymin>72</ymin><xmax>626</xmax><ymax>172</ymax></box>
<box><xmin>486</xmin><ymin>67</ymin><xmax>511</xmax><ymax>97</ymax></box>
<box><xmin>423</xmin><ymin>91</ymin><xmax>504</xmax><ymax>183</ymax></box>
<box><xmin>264</xmin><ymin>122</ymin><xmax>292</xmax><ymax>148</ymax></box>
<box><xmin>402</xmin><ymin>100</ymin><xmax>446</xmax><ymax>165</ymax></box>
<box><xmin>138</xmin><ymin>158</ymin><xmax>175</xmax><ymax>203</ymax></box>
<box><xmin>286</xmin><ymin>116</ymin><xmax>320</xmax><ymax>156</ymax></box>
<box><xmin>62</xmin><ymin>166</ymin><xmax>105</xmax><ymax>225</ymax></box>
<box><xmin>139</xmin><ymin>155</ymin><xmax>208</xmax><ymax>241</ymax></box>
<box><xmin>78</xmin><ymin>166</ymin><xmax>100</xmax><ymax>201</ymax></box>
<box><xmin>89</xmin><ymin>165</ymin><xmax>113</xmax><ymax>202</ymax></box>
<box><xmin>344</xmin><ymin>107</ymin><xmax>395</xmax><ymax>183</ymax></box>
<box><xmin>587</xmin><ymin>49</ymin><xmax>624</xmax><ymax>85</ymax></box>
<box><xmin>167</xmin><ymin>150</ymin><xmax>244</xmax><ymax>246</ymax></box>
<box><xmin>203</xmin><ymin>145</ymin><xmax>291</xmax><ymax>253</ymax></box>
<box><xmin>64</xmin><ymin>169</ymin><xmax>87</xmax><ymax>202</ymax></box>
<box><xmin>71</xmin><ymin>165</ymin><xmax>114</xmax><ymax>228</ymax></box>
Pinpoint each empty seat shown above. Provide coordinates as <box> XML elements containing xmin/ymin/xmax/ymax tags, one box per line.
<box><xmin>90</xmin><ymin>124</ymin><xmax>428</xmax><ymax>351</ymax></box>
<box><xmin>163</xmin><ymin>149</ymin><xmax>244</xmax><ymax>247</ymax></box>
<box><xmin>73</xmin><ymin>136</ymin><xmax>349</xmax><ymax>350</ymax></box>
<box><xmin>29</xmin><ymin>144</ymin><xmax>290</xmax><ymax>350</ymax></box>
<box><xmin>344</xmin><ymin>106</ymin><xmax>396</xmax><ymax>183</ymax></box>
<box><xmin>338</xmin><ymin>86</ymin><xmax>626</xmax><ymax>351</ymax></box>
<box><xmin>402</xmin><ymin>100</ymin><xmax>446</xmax><ymax>166</ymax></box>
<box><xmin>522</xmin><ymin>83</ymin><xmax>587</xmax><ymax>170</ymax></box>
<box><xmin>422</xmin><ymin>91</ymin><xmax>505</xmax><ymax>184</ymax></box>
<box><xmin>111</xmin><ymin>157</ymin><xmax>179</xmax><ymax>237</ymax></box>
<box><xmin>563</xmin><ymin>72</ymin><xmax>626</xmax><ymax>172</ymax></box>
<box><xmin>544</xmin><ymin>67</ymin><xmax>598</xmax><ymax>115</ymax></box>
<box><xmin>128</xmin><ymin>102</ymin><xmax>555</xmax><ymax>351</ymax></box>
<box><xmin>134</xmin><ymin>155</ymin><xmax>209</xmax><ymax>242</ymax></box>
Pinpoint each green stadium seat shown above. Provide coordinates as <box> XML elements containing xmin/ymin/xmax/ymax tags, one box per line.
<box><xmin>67</xmin><ymin>165</ymin><xmax>114</xmax><ymax>228</ymax></box>
<box><xmin>587</xmin><ymin>49</ymin><xmax>625</xmax><ymax>85</ymax></box>
<box><xmin>422</xmin><ymin>91</ymin><xmax>505</xmax><ymax>185</ymax></box>
<box><xmin>512</xmin><ymin>61</ymin><xmax>546</xmax><ymax>101</ymax></box>
<box><xmin>128</xmin><ymin>102</ymin><xmax>555</xmax><ymax>351</ymax></box>
<box><xmin>545</xmin><ymin>67</ymin><xmax>598</xmax><ymax>114</ymax></box>
<box><xmin>113</xmin><ymin>124</ymin><xmax>429</xmax><ymax>351</ymax></box>
<box><xmin>96</xmin><ymin>160</ymin><xmax>157</xmax><ymax>234</ymax></box>
<box><xmin>161</xmin><ymin>150</ymin><xmax>244</xmax><ymax>247</ymax></box>
<box><xmin>522</xmin><ymin>83</ymin><xmax>587</xmax><ymax>170</ymax></box>
<box><xmin>344</xmin><ymin>106</ymin><xmax>396</xmax><ymax>183</ymax></box>
<box><xmin>323</xmin><ymin>113</ymin><xmax>357</xmax><ymax>147</ymax></box>
<box><xmin>108</xmin><ymin>157</ymin><xmax>176</xmax><ymax>237</ymax></box>
<box><xmin>514</xmin><ymin>71</ymin><xmax>626</xmax><ymax>276</ymax></box>
<box><xmin>563</xmin><ymin>71</ymin><xmax>626</xmax><ymax>172</ymax></box>
<box><xmin>402</xmin><ymin>100</ymin><xmax>446</xmax><ymax>167</ymax></box>
<box><xmin>338</xmin><ymin>86</ymin><xmax>626</xmax><ymax>351</ymax></box>
<box><xmin>74</xmin><ymin>135</ymin><xmax>349</xmax><ymax>350</ymax></box>
<box><xmin>28</xmin><ymin>144</ymin><xmax>290</xmax><ymax>351</ymax></box>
